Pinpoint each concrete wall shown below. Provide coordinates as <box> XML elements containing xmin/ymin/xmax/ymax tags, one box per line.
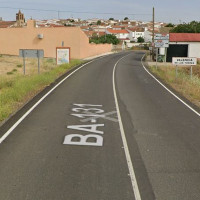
<box><xmin>0</xmin><ymin>20</ymin><xmax>112</xmax><ymax>59</ymax></box>
<box><xmin>170</xmin><ymin>42</ymin><xmax>200</xmax><ymax>58</ymax></box>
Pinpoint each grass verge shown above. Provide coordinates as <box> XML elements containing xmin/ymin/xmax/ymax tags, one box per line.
<box><xmin>148</xmin><ymin>65</ymin><xmax>200</xmax><ymax>108</ymax></box>
<box><xmin>0</xmin><ymin>59</ymin><xmax>84</xmax><ymax>122</ymax></box>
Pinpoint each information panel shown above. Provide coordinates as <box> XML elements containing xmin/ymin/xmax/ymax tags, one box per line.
<box><xmin>56</xmin><ymin>47</ymin><xmax>70</xmax><ymax>65</ymax></box>
<box><xmin>172</xmin><ymin>57</ymin><xmax>197</xmax><ymax>65</ymax></box>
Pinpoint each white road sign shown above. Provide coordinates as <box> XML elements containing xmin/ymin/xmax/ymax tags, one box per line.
<box><xmin>172</xmin><ymin>57</ymin><xmax>197</xmax><ymax>65</ymax></box>
<box><xmin>155</xmin><ymin>34</ymin><xmax>169</xmax><ymax>40</ymax></box>
<box><xmin>155</xmin><ymin>40</ymin><xmax>169</xmax><ymax>48</ymax></box>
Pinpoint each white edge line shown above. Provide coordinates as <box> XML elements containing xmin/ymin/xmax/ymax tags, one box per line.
<box><xmin>0</xmin><ymin>60</ymin><xmax>95</xmax><ymax>144</ymax></box>
<box><xmin>141</xmin><ymin>55</ymin><xmax>200</xmax><ymax>117</ymax></box>
<box><xmin>113</xmin><ymin>53</ymin><xmax>142</xmax><ymax>200</ymax></box>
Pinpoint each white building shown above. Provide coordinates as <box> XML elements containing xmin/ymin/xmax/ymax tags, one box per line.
<box><xmin>106</xmin><ymin>29</ymin><xmax>129</xmax><ymax>40</ymax></box>
<box><xmin>167</xmin><ymin>33</ymin><xmax>200</xmax><ymax>62</ymax></box>
<box><xmin>127</xmin><ymin>27</ymin><xmax>145</xmax><ymax>42</ymax></box>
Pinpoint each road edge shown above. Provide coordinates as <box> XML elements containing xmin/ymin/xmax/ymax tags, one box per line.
<box><xmin>141</xmin><ymin>55</ymin><xmax>200</xmax><ymax>117</ymax></box>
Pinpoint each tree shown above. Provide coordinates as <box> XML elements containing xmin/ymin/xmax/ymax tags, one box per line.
<box><xmin>165</xmin><ymin>23</ymin><xmax>175</xmax><ymax>27</ymax></box>
<box><xmin>170</xmin><ymin>21</ymin><xmax>200</xmax><ymax>33</ymax></box>
<box><xmin>97</xmin><ymin>20</ymin><xmax>101</xmax><ymax>25</ymax></box>
<box><xmin>124</xmin><ymin>17</ymin><xmax>129</xmax><ymax>20</ymax></box>
<box><xmin>89</xmin><ymin>34</ymin><xmax>120</xmax><ymax>45</ymax></box>
<box><xmin>137</xmin><ymin>37</ymin><xmax>144</xmax><ymax>43</ymax></box>
<box><xmin>109</xmin><ymin>18</ymin><xmax>114</xmax><ymax>20</ymax></box>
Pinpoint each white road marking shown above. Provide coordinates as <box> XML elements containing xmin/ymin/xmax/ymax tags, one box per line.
<box><xmin>80</xmin><ymin>111</ymin><xmax>118</xmax><ymax>123</ymax></box>
<box><xmin>0</xmin><ymin>60</ymin><xmax>95</xmax><ymax>144</ymax></box>
<box><xmin>113</xmin><ymin>53</ymin><xmax>142</xmax><ymax>200</ymax></box>
<box><xmin>141</xmin><ymin>55</ymin><xmax>200</xmax><ymax>117</ymax></box>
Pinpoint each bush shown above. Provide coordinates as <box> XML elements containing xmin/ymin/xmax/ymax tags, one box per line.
<box><xmin>17</xmin><ymin>64</ymin><xmax>22</xmax><ymax>68</ymax></box>
<box><xmin>137</xmin><ymin>37</ymin><xmax>145</xmax><ymax>43</ymax></box>
<box><xmin>89</xmin><ymin>34</ymin><xmax>120</xmax><ymax>45</ymax></box>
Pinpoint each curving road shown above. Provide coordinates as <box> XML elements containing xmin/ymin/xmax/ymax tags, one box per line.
<box><xmin>0</xmin><ymin>51</ymin><xmax>200</xmax><ymax>200</ymax></box>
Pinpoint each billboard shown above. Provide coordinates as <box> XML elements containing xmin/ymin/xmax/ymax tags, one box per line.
<box><xmin>56</xmin><ymin>47</ymin><xmax>70</xmax><ymax>65</ymax></box>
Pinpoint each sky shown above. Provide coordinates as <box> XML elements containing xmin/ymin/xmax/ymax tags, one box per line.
<box><xmin>0</xmin><ymin>0</ymin><xmax>200</xmax><ymax>23</ymax></box>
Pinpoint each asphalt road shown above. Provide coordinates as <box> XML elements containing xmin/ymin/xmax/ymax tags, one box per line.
<box><xmin>0</xmin><ymin>51</ymin><xmax>200</xmax><ymax>200</ymax></box>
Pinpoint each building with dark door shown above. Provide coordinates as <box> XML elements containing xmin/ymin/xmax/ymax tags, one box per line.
<box><xmin>167</xmin><ymin>33</ymin><xmax>200</xmax><ymax>62</ymax></box>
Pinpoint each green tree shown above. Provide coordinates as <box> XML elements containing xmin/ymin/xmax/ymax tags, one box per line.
<box><xmin>109</xmin><ymin>18</ymin><xmax>114</xmax><ymax>20</ymax></box>
<box><xmin>165</xmin><ymin>23</ymin><xmax>175</xmax><ymax>27</ymax></box>
<box><xmin>170</xmin><ymin>21</ymin><xmax>200</xmax><ymax>33</ymax></box>
<box><xmin>124</xmin><ymin>17</ymin><xmax>129</xmax><ymax>20</ymax></box>
<box><xmin>89</xmin><ymin>34</ymin><xmax>120</xmax><ymax>45</ymax></box>
<box><xmin>137</xmin><ymin>37</ymin><xmax>144</xmax><ymax>43</ymax></box>
<box><xmin>97</xmin><ymin>20</ymin><xmax>101</xmax><ymax>25</ymax></box>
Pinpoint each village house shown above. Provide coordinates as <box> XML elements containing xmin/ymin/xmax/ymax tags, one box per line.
<box><xmin>127</xmin><ymin>27</ymin><xmax>145</xmax><ymax>42</ymax></box>
<box><xmin>106</xmin><ymin>29</ymin><xmax>129</xmax><ymax>40</ymax></box>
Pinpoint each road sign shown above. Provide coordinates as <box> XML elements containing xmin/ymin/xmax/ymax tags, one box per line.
<box><xmin>172</xmin><ymin>57</ymin><xmax>197</xmax><ymax>65</ymax></box>
<box><xmin>155</xmin><ymin>34</ymin><xmax>169</xmax><ymax>40</ymax></box>
<box><xmin>19</xmin><ymin>49</ymin><xmax>44</xmax><ymax>58</ymax></box>
<box><xmin>19</xmin><ymin>49</ymin><xmax>44</xmax><ymax>75</ymax></box>
<box><xmin>155</xmin><ymin>40</ymin><xmax>169</xmax><ymax>48</ymax></box>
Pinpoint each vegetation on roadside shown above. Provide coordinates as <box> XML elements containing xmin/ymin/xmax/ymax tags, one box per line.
<box><xmin>0</xmin><ymin>59</ymin><xmax>84</xmax><ymax>122</ymax></box>
<box><xmin>89</xmin><ymin>34</ymin><xmax>120</xmax><ymax>45</ymax></box>
<box><xmin>148</xmin><ymin>65</ymin><xmax>200</xmax><ymax>108</ymax></box>
<box><xmin>131</xmin><ymin>43</ymin><xmax>149</xmax><ymax>50</ymax></box>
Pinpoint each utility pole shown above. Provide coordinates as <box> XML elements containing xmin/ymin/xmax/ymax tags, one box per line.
<box><xmin>152</xmin><ymin>7</ymin><xmax>155</xmax><ymax>61</ymax></box>
<box><xmin>58</xmin><ymin>10</ymin><xmax>60</xmax><ymax>19</ymax></box>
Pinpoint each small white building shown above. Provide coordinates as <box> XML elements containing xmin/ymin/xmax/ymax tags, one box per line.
<box><xmin>106</xmin><ymin>29</ymin><xmax>129</xmax><ymax>40</ymax></box>
<box><xmin>167</xmin><ymin>33</ymin><xmax>200</xmax><ymax>62</ymax></box>
<box><xmin>127</xmin><ymin>27</ymin><xmax>145</xmax><ymax>42</ymax></box>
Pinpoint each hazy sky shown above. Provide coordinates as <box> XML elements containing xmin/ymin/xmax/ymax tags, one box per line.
<box><xmin>0</xmin><ymin>0</ymin><xmax>200</xmax><ymax>23</ymax></box>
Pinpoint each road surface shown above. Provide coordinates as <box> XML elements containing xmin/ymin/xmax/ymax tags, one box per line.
<box><xmin>0</xmin><ymin>51</ymin><xmax>200</xmax><ymax>200</ymax></box>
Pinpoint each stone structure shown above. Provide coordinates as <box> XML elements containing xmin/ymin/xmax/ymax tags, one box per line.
<box><xmin>16</xmin><ymin>10</ymin><xmax>25</xmax><ymax>27</ymax></box>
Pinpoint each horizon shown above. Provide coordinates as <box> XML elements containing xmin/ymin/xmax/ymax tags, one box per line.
<box><xmin>0</xmin><ymin>0</ymin><xmax>200</xmax><ymax>24</ymax></box>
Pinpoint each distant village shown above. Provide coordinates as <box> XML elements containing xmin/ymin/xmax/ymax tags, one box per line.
<box><xmin>0</xmin><ymin>10</ymin><xmax>171</xmax><ymax>44</ymax></box>
<box><xmin>1</xmin><ymin>10</ymin><xmax>200</xmax><ymax>62</ymax></box>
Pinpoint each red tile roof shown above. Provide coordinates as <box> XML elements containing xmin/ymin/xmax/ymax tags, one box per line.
<box><xmin>170</xmin><ymin>33</ymin><xmax>200</xmax><ymax>42</ymax></box>
<box><xmin>127</xmin><ymin>27</ymin><xmax>145</xmax><ymax>32</ymax></box>
<box><xmin>107</xmin><ymin>29</ymin><xmax>129</xmax><ymax>34</ymax></box>
<box><xmin>0</xmin><ymin>21</ymin><xmax>15</xmax><ymax>28</ymax></box>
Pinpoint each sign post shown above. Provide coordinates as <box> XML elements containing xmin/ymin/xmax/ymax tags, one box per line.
<box><xmin>19</xmin><ymin>49</ymin><xmax>44</xmax><ymax>75</ymax></box>
<box><xmin>172</xmin><ymin>57</ymin><xmax>197</xmax><ymax>79</ymax></box>
<box><xmin>155</xmin><ymin>34</ymin><xmax>169</xmax><ymax>66</ymax></box>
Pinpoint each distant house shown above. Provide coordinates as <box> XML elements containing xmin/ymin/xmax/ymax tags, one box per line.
<box><xmin>127</xmin><ymin>27</ymin><xmax>145</xmax><ymax>42</ymax></box>
<box><xmin>167</xmin><ymin>33</ymin><xmax>200</xmax><ymax>62</ymax></box>
<box><xmin>0</xmin><ymin>21</ymin><xmax>16</xmax><ymax>28</ymax></box>
<box><xmin>106</xmin><ymin>29</ymin><xmax>129</xmax><ymax>40</ymax></box>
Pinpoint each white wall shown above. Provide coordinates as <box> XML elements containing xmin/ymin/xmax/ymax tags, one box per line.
<box><xmin>144</xmin><ymin>30</ymin><xmax>152</xmax><ymax>42</ymax></box>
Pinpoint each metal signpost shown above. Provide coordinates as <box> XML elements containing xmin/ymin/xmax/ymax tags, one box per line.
<box><xmin>155</xmin><ymin>34</ymin><xmax>169</xmax><ymax>68</ymax></box>
<box><xmin>19</xmin><ymin>49</ymin><xmax>44</xmax><ymax>75</ymax></box>
<box><xmin>172</xmin><ymin>57</ymin><xmax>197</xmax><ymax>79</ymax></box>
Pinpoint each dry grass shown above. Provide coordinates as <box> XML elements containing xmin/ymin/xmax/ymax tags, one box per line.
<box><xmin>0</xmin><ymin>55</ymin><xmax>57</xmax><ymax>75</ymax></box>
<box><xmin>0</xmin><ymin>55</ymin><xmax>84</xmax><ymax>122</ymax></box>
<box><xmin>149</xmin><ymin>64</ymin><xmax>200</xmax><ymax>108</ymax></box>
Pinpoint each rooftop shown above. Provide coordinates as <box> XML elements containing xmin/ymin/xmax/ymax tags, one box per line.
<box><xmin>170</xmin><ymin>33</ymin><xmax>200</xmax><ymax>42</ymax></box>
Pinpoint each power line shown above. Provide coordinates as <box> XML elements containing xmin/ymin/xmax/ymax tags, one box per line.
<box><xmin>0</xmin><ymin>6</ymin><xmax>151</xmax><ymax>16</ymax></box>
